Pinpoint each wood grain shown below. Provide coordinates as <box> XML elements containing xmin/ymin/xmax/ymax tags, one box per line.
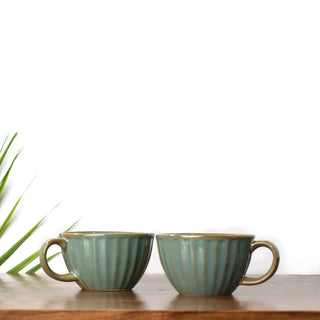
<box><xmin>0</xmin><ymin>274</ymin><xmax>319</xmax><ymax>319</ymax></box>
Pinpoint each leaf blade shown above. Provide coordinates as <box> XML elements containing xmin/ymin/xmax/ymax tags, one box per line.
<box><xmin>6</xmin><ymin>251</ymin><xmax>40</xmax><ymax>274</ymax></box>
<box><xmin>7</xmin><ymin>218</ymin><xmax>81</xmax><ymax>273</ymax></box>
<box><xmin>0</xmin><ymin>132</ymin><xmax>18</xmax><ymax>168</ymax></box>
<box><xmin>0</xmin><ymin>179</ymin><xmax>34</xmax><ymax>238</ymax></box>
<box><xmin>64</xmin><ymin>218</ymin><xmax>81</xmax><ymax>232</ymax></box>
<box><xmin>0</xmin><ymin>149</ymin><xmax>22</xmax><ymax>199</ymax></box>
<box><xmin>25</xmin><ymin>252</ymin><xmax>61</xmax><ymax>274</ymax></box>
<box><xmin>0</xmin><ymin>215</ymin><xmax>46</xmax><ymax>266</ymax></box>
<box><xmin>0</xmin><ymin>134</ymin><xmax>9</xmax><ymax>156</ymax></box>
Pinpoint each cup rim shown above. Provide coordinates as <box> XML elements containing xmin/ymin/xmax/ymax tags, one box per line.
<box><xmin>60</xmin><ymin>231</ymin><xmax>154</xmax><ymax>238</ymax></box>
<box><xmin>156</xmin><ymin>233</ymin><xmax>255</xmax><ymax>240</ymax></box>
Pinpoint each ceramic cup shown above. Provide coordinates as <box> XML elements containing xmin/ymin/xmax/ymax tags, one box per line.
<box><xmin>157</xmin><ymin>233</ymin><xmax>279</xmax><ymax>295</ymax></box>
<box><xmin>40</xmin><ymin>231</ymin><xmax>154</xmax><ymax>291</ymax></box>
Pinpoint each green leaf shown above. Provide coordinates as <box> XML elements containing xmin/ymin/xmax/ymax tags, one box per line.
<box><xmin>0</xmin><ymin>215</ymin><xmax>46</xmax><ymax>266</ymax></box>
<box><xmin>0</xmin><ymin>149</ymin><xmax>22</xmax><ymax>199</ymax></box>
<box><xmin>7</xmin><ymin>251</ymin><xmax>40</xmax><ymax>274</ymax></box>
<box><xmin>0</xmin><ymin>179</ymin><xmax>34</xmax><ymax>238</ymax></box>
<box><xmin>7</xmin><ymin>218</ymin><xmax>81</xmax><ymax>274</ymax></box>
<box><xmin>0</xmin><ymin>134</ymin><xmax>9</xmax><ymax>156</ymax></box>
<box><xmin>50</xmin><ymin>201</ymin><xmax>63</xmax><ymax>212</ymax></box>
<box><xmin>25</xmin><ymin>252</ymin><xmax>60</xmax><ymax>274</ymax></box>
<box><xmin>0</xmin><ymin>132</ymin><xmax>18</xmax><ymax>168</ymax></box>
<box><xmin>63</xmin><ymin>218</ymin><xmax>81</xmax><ymax>232</ymax></box>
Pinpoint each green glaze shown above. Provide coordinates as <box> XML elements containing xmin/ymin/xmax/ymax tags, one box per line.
<box><xmin>157</xmin><ymin>233</ymin><xmax>279</xmax><ymax>296</ymax></box>
<box><xmin>40</xmin><ymin>232</ymin><xmax>154</xmax><ymax>291</ymax></box>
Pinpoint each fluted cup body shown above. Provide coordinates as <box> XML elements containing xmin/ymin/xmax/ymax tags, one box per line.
<box><xmin>157</xmin><ymin>233</ymin><xmax>253</xmax><ymax>295</ymax></box>
<box><xmin>41</xmin><ymin>232</ymin><xmax>153</xmax><ymax>291</ymax></box>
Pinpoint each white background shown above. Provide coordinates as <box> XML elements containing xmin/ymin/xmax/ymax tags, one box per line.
<box><xmin>0</xmin><ymin>0</ymin><xmax>320</xmax><ymax>275</ymax></box>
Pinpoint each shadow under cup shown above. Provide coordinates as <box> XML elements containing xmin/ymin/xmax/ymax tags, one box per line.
<box><xmin>40</xmin><ymin>231</ymin><xmax>154</xmax><ymax>291</ymax></box>
<box><xmin>157</xmin><ymin>233</ymin><xmax>279</xmax><ymax>296</ymax></box>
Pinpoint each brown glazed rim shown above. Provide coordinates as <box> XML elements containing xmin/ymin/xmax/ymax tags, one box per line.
<box><xmin>60</xmin><ymin>231</ymin><xmax>154</xmax><ymax>239</ymax></box>
<box><xmin>156</xmin><ymin>233</ymin><xmax>255</xmax><ymax>240</ymax></box>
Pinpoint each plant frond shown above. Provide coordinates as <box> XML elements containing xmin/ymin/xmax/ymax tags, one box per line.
<box><xmin>25</xmin><ymin>252</ymin><xmax>60</xmax><ymax>274</ymax></box>
<box><xmin>0</xmin><ymin>149</ymin><xmax>22</xmax><ymax>199</ymax></box>
<box><xmin>6</xmin><ymin>218</ymin><xmax>81</xmax><ymax>273</ymax></box>
<box><xmin>0</xmin><ymin>215</ymin><xmax>46</xmax><ymax>266</ymax></box>
<box><xmin>0</xmin><ymin>132</ymin><xmax>18</xmax><ymax>168</ymax></box>
<box><xmin>0</xmin><ymin>134</ymin><xmax>9</xmax><ymax>156</ymax></box>
<box><xmin>64</xmin><ymin>218</ymin><xmax>81</xmax><ymax>232</ymax></box>
<box><xmin>6</xmin><ymin>251</ymin><xmax>40</xmax><ymax>274</ymax></box>
<box><xmin>0</xmin><ymin>179</ymin><xmax>34</xmax><ymax>238</ymax></box>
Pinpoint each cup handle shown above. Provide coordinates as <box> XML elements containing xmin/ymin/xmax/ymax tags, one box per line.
<box><xmin>40</xmin><ymin>238</ymin><xmax>78</xmax><ymax>282</ymax></box>
<box><xmin>240</xmin><ymin>240</ymin><xmax>280</xmax><ymax>285</ymax></box>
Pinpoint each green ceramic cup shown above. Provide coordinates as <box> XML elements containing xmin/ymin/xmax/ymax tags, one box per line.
<box><xmin>157</xmin><ymin>233</ymin><xmax>279</xmax><ymax>295</ymax></box>
<box><xmin>40</xmin><ymin>231</ymin><xmax>154</xmax><ymax>291</ymax></box>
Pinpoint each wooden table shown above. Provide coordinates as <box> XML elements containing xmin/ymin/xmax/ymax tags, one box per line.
<box><xmin>0</xmin><ymin>274</ymin><xmax>319</xmax><ymax>319</ymax></box>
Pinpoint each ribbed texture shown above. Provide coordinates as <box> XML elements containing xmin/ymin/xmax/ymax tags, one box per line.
<box><xmin>62</xmin><ymin>235</ymin><xmax>153</xmax><ymax>291</ymax></box>
<box><xmin>157</xmin><ymin>237</ymin><xmax>251</xmax><ymax>295</ymax></box>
